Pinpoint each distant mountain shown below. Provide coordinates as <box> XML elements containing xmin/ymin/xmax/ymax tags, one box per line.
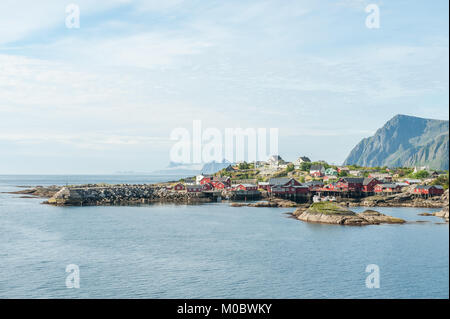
<box><xmin>151</xmin><ymin>162</ymin><xmax>203</xmax><ymax>176</ymax></box>
<box><xmin>344</xmin><ymin>114</ymin><xmax>449</xmax><ymax>170</ymax></box>
<box><xmin>151</xmin><ymin>160</ymin><xmax>234</xmax><ymax>176</ymax></box>
<box><xmin>200</xmin><ymin>160</ymin><xmax>234</xmax><ymax>175</ymax></box>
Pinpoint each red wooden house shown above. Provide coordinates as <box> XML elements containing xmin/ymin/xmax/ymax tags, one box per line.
<box><xmin>212</xmin><ymin>176</ymin><xmax>231</xmax><ymax>188</ymax></box>
<box><xmin>324</xmin><ymin>183</ymin><xmax>340</xmax><ymax>191</ymax></box>
<box><xmin>233</xmin><ymin>184</ymin><xmax>258</xmax><ymax>191</ymax></box>
<box><xmin>304</xmin><ymin>181</ymin><xmax>324</xmax><ymax>191</ymax></box>
<box><xmin>202</xmin><ymin>183</ymin><xmax>213</xmax><ymax>191</ymax></box>
<box><xmin>362</xmin><ymin>178</ymin><xmax>381</xmax><ymax>192</ymax></box>
<box><xmin>374</xmin><ymin>184</ymin><xmax>402</xmax><ymax>193</ymax></box>
<box><xmin>268</xmin><ymin>178</ymin><xmax>308</xmax><ymax>194</ymax></box>
<box><xmin>414</xmin><ymin>185</ymin><xmax>445</xmax><ymax>196</ymax></box>
<box><xmin>337</xmin><ymin>178</ymin><xmax>364</xmax><ymax>192</ymax></box>
<box><xmin>173</xmin><ymin>183</ymin><xmax>185</xmax><ymax>191</ymax></box>
<box><xmin>186</xmin><ymin>185</ymin><xmax>203</xmax><ymax>193</ymax></box>
<box><xmin>212</xmin><ymin>182</ymin><xmax>227</xmax><ymax>189</ymax></box>
<box><xmin>199</xmin><ymin>177</ymin><xmax>213</xmax><ymax>185</ymax></box>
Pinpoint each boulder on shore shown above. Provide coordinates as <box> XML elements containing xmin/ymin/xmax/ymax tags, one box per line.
<box><xmin>433</xmin><ymin>190</ymin><xmax>449</xmax><ymax>222</ymax></box>
<box><xmin>294</xmin><ymin>202</ymin><xmax>405</xmax><ymax>226</ymax></box>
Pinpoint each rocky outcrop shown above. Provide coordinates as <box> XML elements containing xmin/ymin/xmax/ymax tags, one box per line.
<box><xmin>45</xmin><ymin>185</ymin><xmax>213</xmax><ymax>206</ymax></box>
<box><xmin>433</xmin><ymin>190</ymin><xmax>449</xmax><ymax>222</ymax></box>
<box><xmin>293</xmin><ymin>202</ymin><xmax>405</xmax><ymax>226</ymax></box>
<box><xmin>6</xmin><ymin>186</ymin><xmax>61</xmax><ymax>198</ymax></box>
<box><xmin>355</xmin><ymin>192</ymin><xmax>446</xmax><ymax>208</ymax></box>
<box><xmin>358</xmin><ymin>209</ymin><xmax>405</xmax><ymax>224</ymax></box>
<box><xmin>230</xmin><ymin>198</ymin><xmax>301</xmax><ymax>208</ymax></box>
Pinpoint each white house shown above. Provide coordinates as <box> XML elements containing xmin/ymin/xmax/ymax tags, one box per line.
<box><xmin>294</xmin><ymin>156</ymin><xmax>311</xmax><ymax>169</ymax></box>
<box><xmin>267</xmin><ymin>155</ymin><xmax>285</xmax><ymax>168</ymax></box>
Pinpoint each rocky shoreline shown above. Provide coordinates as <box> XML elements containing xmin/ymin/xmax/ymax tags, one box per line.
<box><xmin>7</xmin><ymin>184</ymin><xmax>215</xmax><ymax>206</ymax></box>
<box><xmin>6</xmin><ymin>184</ymin><xmax>449</xmax><ymax>223</ymax></box>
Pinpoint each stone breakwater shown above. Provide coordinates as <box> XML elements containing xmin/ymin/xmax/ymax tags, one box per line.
<box><xmin>45</xmin><ymin>185</ymin><xmax>214</xmax><ymax>206</ymax></box>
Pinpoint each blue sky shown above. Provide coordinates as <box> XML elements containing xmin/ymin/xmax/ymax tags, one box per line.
<box><xmin>0</xmin><ymin>0</ymin><xmax>448</xmax><ymax>174</ymax></box>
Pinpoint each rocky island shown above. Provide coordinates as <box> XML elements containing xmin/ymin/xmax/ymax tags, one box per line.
<box><xmin>292</xmin><ymin>202</ymin><xmax>405</xmax><ymax>226</ymax></box>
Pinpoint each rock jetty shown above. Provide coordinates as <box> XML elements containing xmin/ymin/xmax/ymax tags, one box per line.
<box><xmin>293</xmin><ymin>202</ymin><xmax>405</xmax><ymax>226</ymax></box>
<box><xmin>45</xmin><ymin>185</ymin><xmax>213</xmax><ymax>206</ymax></box>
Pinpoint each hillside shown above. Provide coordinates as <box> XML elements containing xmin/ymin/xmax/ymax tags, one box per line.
<box><xmin>344</xmin><ymin>114</ymin><xmax>449</xmax><ymax>170</ymax></box>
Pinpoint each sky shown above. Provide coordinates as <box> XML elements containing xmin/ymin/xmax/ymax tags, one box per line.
<box><xmin>0</xmin><ymin>0</ymin><xmax>448</xmax><ymax>174</ymax></box>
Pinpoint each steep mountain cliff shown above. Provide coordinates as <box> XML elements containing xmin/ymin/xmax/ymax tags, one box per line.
<box><xmin>344</xmin><ymin>114</ymin><xmax>449</xmax><ymax>169</ymax></box>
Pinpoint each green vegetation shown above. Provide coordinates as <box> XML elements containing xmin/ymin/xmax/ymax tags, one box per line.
<box><xmin>285</xmin><ymin>163</ymin><xmax>295</xmax><ymax>173</ymax></box>
<box><xmin>409</xmin><ymin>170</ymin><xmax>429</xmax><ymax>179</ymax></box>
<box><xmin>338</xmin><ymin>171</ymin><xmax>348</xmax><ymax>177</ymax></box>
<box><xmin>299</xmin><ymin>162</ymin><xmax>312</xmax><ymax>171</ymax></box>
<box><xmin>430</xmin><ymin>174</ymin><xmax>449</xmax><ymax>190</ymax></box>
<box><xmin>238</xmin><ymin>162</ymin><xmax>251</xmax><ymax>170</ymax></box>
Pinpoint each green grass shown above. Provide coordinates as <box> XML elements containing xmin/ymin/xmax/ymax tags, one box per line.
<box><xmin>308</xmin><ymin>202</ymin><xmax>353</xmax><ymax>215</ymax></box>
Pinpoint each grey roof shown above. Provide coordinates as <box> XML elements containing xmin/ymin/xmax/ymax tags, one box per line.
<box><xmin>378</xmin><ymin>184</ymin><xmax>399</xmax><ymax>188</ymax></box>
<box><xmin>310</xmin><ymin>164</ymin><xmax>324</xmax><ymax>171</ymax></box>
<box><xmin>268</xmin><ymin>177</ymin><xmax>293</xmax><ymax>186</ymax></box>
<box><xmin>341</xmin><ymin>178</ymin><xmax>364</xmax><ymax>184</ymax></box>
<box><xmin>415</xmin><ymin>185</ymin><xmax>444</xmax><ymax>190</ymax></box>
<box><xmin>304</xmin><ymin>181</ymin><xmax>324</xmax><ymax>187</ymax></box>
<box><xmin>363</xmin><ymin>177</ymin><xmax>376</xmax><ymax>185</ymax></box>
<box><xmin>186</xmin><ymin>185</ymin><xmax>203</xmax><ymax>190</ymax></box>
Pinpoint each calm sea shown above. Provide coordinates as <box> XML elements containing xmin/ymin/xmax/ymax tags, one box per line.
<box><xmin>0</xmin><ymin>175</ymin><xmax>448</xmax><ymax>298</ymax></box>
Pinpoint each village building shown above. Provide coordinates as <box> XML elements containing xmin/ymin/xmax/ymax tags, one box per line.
<box><xmin>294</xmin><ymin>156</ymin><xmax>311</xmax><ymax>169</ymax></box>
<box><xmin>258</xmin><ymin>181</ymin><xmax>270</xmax><ymax>191</ymax></box>
<box><xmin>404</xmin><ymin>179</ymin><xmax>421</xmax><ymax>185</ymax></box>
<box><xmin>267</xmin><ymin>155</ymin><xmax>286</xmax><ymax>168</ymax></box>
<box><xmin>374</xmin><ymin>183</ymin><xmax>402</xmax><ymax>193</ymax></box>
<box><xmin>232</xmin><ymin>184</ymin><xmax>258</xmax><ymax>191</ymax></box>
<box><xmin>336</xmin><ymin>177</ymin><xmax>365</xmax><ymax>192</ymax></box>
<box><xmin>212</xmin><ymin>176</ymin><xmax>231</xmax><ymax>188</ymax></box>
<box><xmin>303</xmin><ymin>181</ymin><xmax>324</xmax><ymax>191</ymax></box>
<box><xmin>196</xmin><ymin>174</ymin><xmax>212</xmax><ymax>185</ymax></box>
<box><xmin>310</xmin><ymin>164</ymin><xmax>325</xmax><ymax>177</ymax></box>
<box><xmin>323</xmin><ymin>175</ymin><xmax>338</xmax><ymax>182</ymax></box>
<box><xmin>173</xmin><ymin>183</ymin><xmax>185</xmax><ymax>191</ymax></box>
<box><xmin>368</xmin><ymin>173</ymin><xmax>392</xmax><ymax>182</ymax></box>
<box><xmin>325</xmin><ymin>168</ymin><xmax>338</xmax><ymax>176</ymax></box>
<box><xmin>349</xmin><ymin>170</ymin><xmax>362</xmax><ymax>177</ymax></box>
<box><xmin>430</xmin><ymin>171</ymin><xmax>440</xmax><ymax>178</ymax></box>
<box><xmin>413</xmin><ymin>185</ymin><xmax>445</xmax><ymax>196</ymax></box>
<box><xmin>199</xmin><ymin>176</ymin><xmax>213</xmax><ymax>185</ymax></box>
<box><xmin>337</xmin><ymin>167</ymin><xmax>350</xmax><ymax>174</ymax></box>
<box><xmin>362</xmin><ymin>177</ymin><xmax>381</xmax><ymax>192</ymax></box>
<box><xmin>183</xmin><ymin>177</ymin><xmax>196</xmax><ymax>185</ymax></box>
<box><xmin>186</xmin><ymin>185</ymin><xmax>204</xmax><ymax>193</ymax></box>
<box><xmin>268</xmin><ymin>178</ymin><xmax>308</xmax><ymax>194</ymax></box>
<box><xmin>413</xmin><ymin>166</ymin><xmax>428</xmax><ymax>173</ymax></box>
<box><xmin>201</xmin><ymin>183</ymin><xmax>214</xmax><ymax>191</ymax></box>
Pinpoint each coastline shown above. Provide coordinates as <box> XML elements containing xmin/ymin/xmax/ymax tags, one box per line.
<box><xmin>6</xmin><ymin>183</ymin><xmax>449</xmax><ymax>223</ymax></box>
